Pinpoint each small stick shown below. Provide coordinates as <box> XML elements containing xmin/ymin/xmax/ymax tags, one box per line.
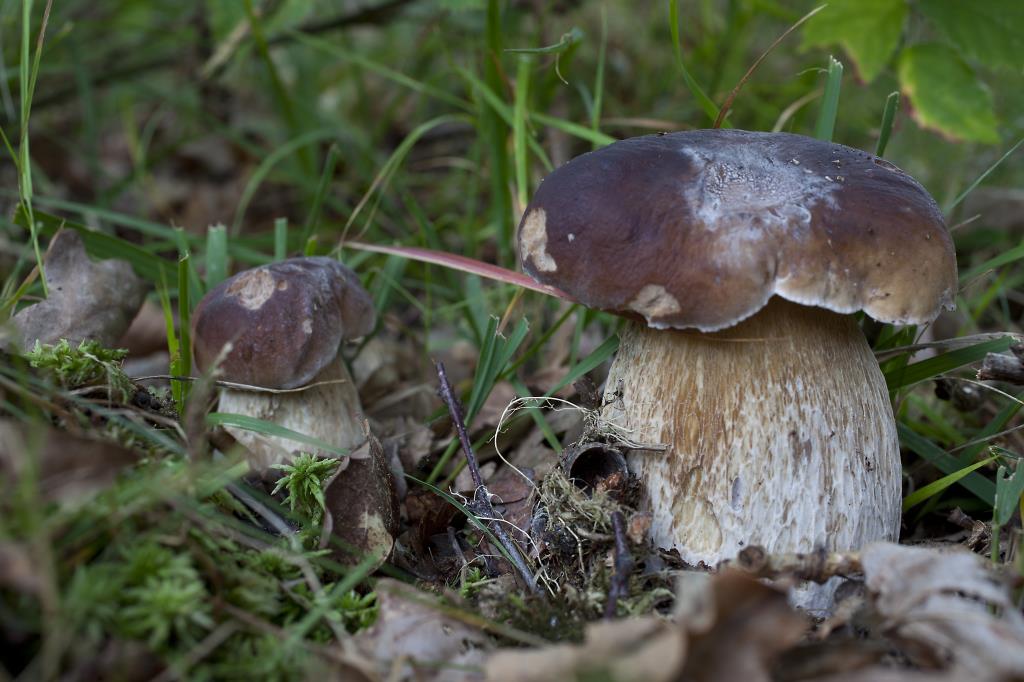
<box><xmin>435</xmin><ymin>361</ymin><xmax>538</xmax><ymax>594</ymax></box>
<box><xmin>604</xmin><ymin>511</ymin><xmax>633</xmax><ymax>619</ymax></box>
<box><xmin>722</xmin><ymin>545</ymin><xmax>862</xmax><ymax>583</ymax></box>
<box><xmin>978</xmin><ymin>348</ymin><xmax>1024</xmax><ymax>384</ymax></box>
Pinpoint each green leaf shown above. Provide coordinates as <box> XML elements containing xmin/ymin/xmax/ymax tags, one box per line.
<box><xmin>994</xmin><ymin>457</ymin><xmax>1024</xmax><ymax>526</ymax></box>
<box><xmin>902</xmin><ymin>453</ymin><xmax>998</xmax><ymax>512</ymax></box>
<box><xmin>918</xmin><ymin>0</ymin><xmax>1024</xmax><ymax>71</ymax></box>
<box><xmin>668</xmin><ymin>0</ymin><xmax>722</xmax><ymax>125</ymax></box>
<box><xmin>898</xmin><ymin>424</ymin><xmax>995</xmax><ymax>505</ymax></box>
<box><xmin>897</xmin><ymin>44</ymin><xmax>999</xmax><ymax>144</ymax></box>
<box><xmin>801</xmin><ymin>0</ymin><xmax>907</xmax><ymax>83</ymax></box>
<box><xmin>814</xmin><ymin>56</ymin><xmax>843</xmax><ymax>141</ymax></box>
<box><xmin>206</xmin><ymin>412</ymin><xmax>351</xmax><ymax>458</ymax></box>
<box><xmin>884</xmin><ymin>336</ymin><xmax>1014</xmax><ymax>390</ymax></box>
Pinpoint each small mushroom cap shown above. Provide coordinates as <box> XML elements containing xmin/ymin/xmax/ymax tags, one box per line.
<box><xmin>191</xmin><ymin>257</ymin><xmax>374</xmax><ymax>389</ymax></box>
<box><xmin>518</xmin><ymin>129</ymin><xmax>957</xmax><ymax>331</ymax></box>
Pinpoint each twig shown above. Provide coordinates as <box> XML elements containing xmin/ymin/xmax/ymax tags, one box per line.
<box><xmin>603</xmin><ymin>511</ymin><xmax>633</xmax><ymax>619</ymax></box>
<box><xmin>434</xmin><ymin>361</ymin><xmax>538</xmax><ymax>594</ymax></box>
<box><xmin>722</xmin><ymin>545</ymin><xmax>862</xmax><ymax>583</ymax></box>
<box><xmin>978</xmin><ymin>345</ymin><xmax>1024</xmax><ymax>384</ymax></box>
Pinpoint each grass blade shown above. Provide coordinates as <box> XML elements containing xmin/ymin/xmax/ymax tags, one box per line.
<box><xmin>176</xmin><ymin>254</ymin><xmax>193</xmax><ymax>409</ymax></box>
<box><xmin>875</xmin><ymin>91</ymin><xmax>899</xmax><ymax>157</ymax></box>
<box><xmin>713</xmin><ymin>3</ymin><xmax>826</xmax><ymax>130</ymax></box>
<box><xmin>206</xmin><ymin>412</ymin><xmax>351</xmax><ymax>457</ymax></box>
<box><xmin>814</xmin><ymin>56</ymin><xmax>843</xmax><ymax>141</ymax></box>
<box><xmin>274</xmin><ymin>217</ymin><xmax>289</xmax><ymax>261</ymax></box>
<box><xmin>902</xmin><ymin>453</ymin><xmax>998</xmax><ymax>511</ymax></box>
<box><xmin>949</xmin><ymin>136</ymin><xmax>1024</xmax><ymax>210</ymax></box>
<box><xmin>668</xmin><ymin>0</ymin><xmax>720</xmax><ymax>125</ymax></box>
<box><xmin>590</xmin><ymin>6</ymin><xmax>607</xmax><ymax>148</ymax></box>
<box><xmin>899</xmin><ymin>424</ymin><xmax>995</xmax><ymax>504</ymax></box>
<box><xmin>302</xmin><ymin>143</ymin><xmax>340</xmax><ymax>246</ymax></box>
<box><xmin>205</xmin><ymin>224</ymin><xmax>228</xmax><ymax>290</ymax></box>
<box><xmin>884</xmin><ymin>336</ymin><xmax>1015</xmax><ymax>390</ymax></box>
<box><xmin>513</xmin><ymin>55</ymin><xmax>532</xmax><ymax>212</ymax></box>
<box><xmin>532</xmin><ymin>112</ymin><xmax>615</xmax><ymax>147</ymax></box>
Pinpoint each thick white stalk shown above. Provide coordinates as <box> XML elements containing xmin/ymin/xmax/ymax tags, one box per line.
<box><xmin>602</xmin><ymin>298</ymin><xmax>900</xmax><ymax>567</ymax></box>
<box><xmin>219</xmin><ymin>355</ymin><xmax>365</xmax><ymax>472</ymax></box>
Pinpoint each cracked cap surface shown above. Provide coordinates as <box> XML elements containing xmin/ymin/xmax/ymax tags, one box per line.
<box><xmin>517</xmin><ymin>129</ymin><xmax>957</xmax><ymax>332</ymax></box>
<box><xmin>191</xmin><ymin>257</ymin><xmax>375</xmax><ymax>388</ymax></box>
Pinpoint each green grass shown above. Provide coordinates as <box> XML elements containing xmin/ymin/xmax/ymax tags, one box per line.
<box><xmin>1</xmin><ymin>1</ymin><xmax>1023</xmax><ymax>677</ymax></box>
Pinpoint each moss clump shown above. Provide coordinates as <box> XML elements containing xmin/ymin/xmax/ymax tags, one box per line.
<box><xmin>26</xmin><ymin>339</ymin><xmax>134</xmax><ymax>402</ymax></box>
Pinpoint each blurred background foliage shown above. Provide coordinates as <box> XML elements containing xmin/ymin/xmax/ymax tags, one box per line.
<box><xmin>1</xmin><ymin>0</ymin><xmax>1021</xmax><ymax>261</ymax></box>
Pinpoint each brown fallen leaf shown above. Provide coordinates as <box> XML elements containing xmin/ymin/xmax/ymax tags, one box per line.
<box><xmin>860</xmin><ymin>542</ymin><xmax>1024</xmax><ymax>676</ymax></box>
<box><xmin>486</xmin><ymin>617</ymin><xmax>681</xmax><ymax>682</ymax></box>
<box><xmin>0</xmin><ymin>541</ymin><xmax>42</xmax><ymax>595</ymax></box>
<box><xmin>679</xmin><ymin>571</ymin><xmax>808</xmax><ymax>682</ymax></box>
<box><xmin>355</xmin><ymin>579</ymin><xmax>490</xmax><ymax>681</ymax></box>
<box><xmin>486</xmin><ymin>570</ymin><xmax>806</xmax><ymax>682</ymax></box>
<box><xmin>0</xmin><ymin>418</ymin><xmax>138</xmax><ymax>506</ymax></box>
<box><xmin>118</xmin><ymin>298</ymin><xmax>168</xmax><ymax>357</ymax></box>
<box><xmin>9</xmin><ymin>230</ymin><xmax>145</xmax><ymax>351</ymax></box>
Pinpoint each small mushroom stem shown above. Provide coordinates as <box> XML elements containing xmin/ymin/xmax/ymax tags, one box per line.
<box><xmin>601</xmin><ymin>298</ymin><xmax>900</xmax><ymax>568</ymax></box>
<box><xmin>218</xmin><ymin>355</ymin><xmax>366</xmax><ymax>472</ymax></box>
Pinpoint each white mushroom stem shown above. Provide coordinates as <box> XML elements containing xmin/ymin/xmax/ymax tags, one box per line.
<box><xmin>219</xmin><ymin>355</ymin><xmax>365</xmax><ymax>473</ymax></box>
<box><xmin>601</xmin><ymin>298</ymin><xmax>900</xmax><ymax>567</ymax></box>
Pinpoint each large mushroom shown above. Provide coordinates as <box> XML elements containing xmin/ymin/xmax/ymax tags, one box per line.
<box><xmin>192</xmin><ymin>256</ymin><xmax>399</xmax><ymax>564</ymax></box>
<box><xmin>517</xmin><ymin>130</ymin><xmax>956</xmax><ymax>576</ymax></box>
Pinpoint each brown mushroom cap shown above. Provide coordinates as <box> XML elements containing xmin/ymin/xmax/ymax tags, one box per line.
<box><xmin>518</xmin><ymin>129</ymin><xmax>957</xmax><ymax>331</ymax></box>
<box><xmin>191</xmin><ymin>257</ymin><xmax>375</xmax><ymax>389</ymax></box>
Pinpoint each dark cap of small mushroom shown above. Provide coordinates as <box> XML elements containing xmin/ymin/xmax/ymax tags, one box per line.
<box><xmin>518</xmin><ymin>129</ymin><xmax>957</xmax><ymax>332</ymax></box>
<box><xmin>191</xmin><ymin>257</ymin><xmax>374</xmax><ymax>389</ymax></box>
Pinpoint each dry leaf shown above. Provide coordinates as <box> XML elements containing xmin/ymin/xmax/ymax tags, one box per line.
<box><xmin>9</xmin><ymin>230</ymin><xmax>145</xmax><ymax>351</ymax></box>
<box><xmin>861</xmin><ymin>542</ymin><xmax>1024</xmax><ymax>676</ymax></box>
<box><xmin>322</xmin><ymin>431</ymin><xmax>400</xmax><ymax>570</ymax></box>
<box><xmin>486</xmin><ymin>570</ymin><xmax>806</xmax><ymax>682</ymax></box>
<box><xmin>0</xmin><ymin>541</ymin><xmax>42</xmax><ymax>595</ymax></box>
<box><xmin>118</xmin><ymin>299</ymin><xmax>169</xmax><ymax>357</ymax></box>
<box><xmin>679</xmin><ymin>571</ymin><xmax>807</xmax><ymax>682</ymax></box>
<box><xmin>356</xmin><ymin>579</ymin><xmax>489</xmax><ymax>681</ymax></box>
<box><xmin>486</xmin><ymin>617</ymin><xmax>681</xmax><ymax>682</ymax></box>
<box><xmin>0</xmin><ymin>419</ymin><xmax>138</xmax><ymax>506</ymax></box>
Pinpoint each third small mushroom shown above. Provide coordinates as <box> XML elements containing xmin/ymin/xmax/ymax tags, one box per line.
<box><xmin>518</xmin><ymin>130</ymin><xmax>957</xmax><ymax>598</ymax></box>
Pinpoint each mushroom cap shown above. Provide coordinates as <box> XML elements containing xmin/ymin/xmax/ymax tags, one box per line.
<box><xmin>518</xmin><ymin>129</ymin><xmax>957</xmax><ymax>332</ymax></box>
<box><xmin>191</xmin><ymin>257</ymin><xmax>375</xmax><ymax>389</ymax></box>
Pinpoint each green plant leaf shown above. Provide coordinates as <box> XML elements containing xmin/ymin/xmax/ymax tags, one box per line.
<box><xmin>884</xmin><ymin>336</ymin><xmax>1014</xmax><ymax>390</ymax></box>
<box><xmin>918</xmin><ymin>0</ymin><xmax>1024</xmax><ymax>71</ymax></box>
<box><xmin>897</xmin><ymin>44</ymin><xmax>999</xmax><ymax>144</ymax></box>
<box><xmin>898</xmin><ymin>424</ymin><xmax>995</xmax><ymax>505</ymax></box>
<box><xmin>801</xmin><ymin>0</ymin><xmax>907</xmax><ymax>83</ymax></box>
<box><xmin>206</xmin><ymin>412</ymin><xmax>351</xmax><ymax>458</ymax></box>
<box><xmin>902</xmin><ymin>453</ymin><xmax>997</xmax><ymax>512</ymax></box>
<box><xmin>994</xmin><ymin>456</ymin><xmax>1024</xmax><ymax>526</ymax></box>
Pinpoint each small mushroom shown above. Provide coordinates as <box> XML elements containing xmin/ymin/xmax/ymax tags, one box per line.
<box><xmin>192</xmin><ymin>257</ymin><xmax>374</xmax><ymax>468</ymax></box>
<box><xmin>191</xmin><ymin>257</ymin><xmax>398</xmax><ymax>564</ymax></box>
<box><xmin>517</xmin><ymin>130</ymin><xmax>956</xmax><ymax>592</ymax></box>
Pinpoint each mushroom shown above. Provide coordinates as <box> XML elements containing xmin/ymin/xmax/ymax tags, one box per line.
<box><xmin>192</xmin><ymin>257</ymin><xmax>374</xmax><ymax>466</ymax></box>
<box><xmin>192</xmin><ymin>256</ymin><xmax>399</xmax><ymax>564</ymax></box>
<box><xmin>517</xmin><ymin>130</ymin><xmax>956</xmax><ymax>577</ymax></box>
